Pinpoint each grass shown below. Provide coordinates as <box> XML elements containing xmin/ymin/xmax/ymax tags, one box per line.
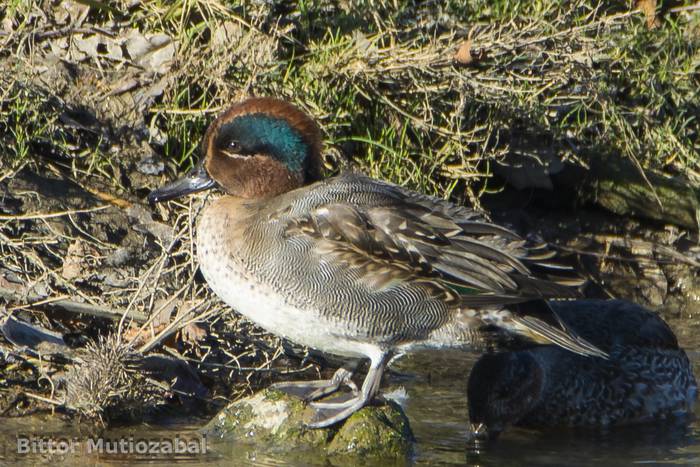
<box><xmin>0</xmin><ymin>1</ymin><xmax>697</xmax><ymax>196</ymax></box>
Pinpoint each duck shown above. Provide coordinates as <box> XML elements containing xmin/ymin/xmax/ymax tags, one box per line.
<box><xmin>148</xmin><ymin>97</ymin><xmax>607</xmax><ymax>428</ymax></box>
<box><xmin>467</xmin><ymin>299</ymin><xmax>697</xmax><ymax>440</ymax></box>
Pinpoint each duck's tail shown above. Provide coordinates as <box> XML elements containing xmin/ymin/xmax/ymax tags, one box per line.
<box><xmin>495</xmin><ymin>300</ymin><xmax>609</xmax><ymax>359</ymax></box>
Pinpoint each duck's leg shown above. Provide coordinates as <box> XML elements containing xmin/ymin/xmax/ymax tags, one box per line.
<box><xmin>270</xmin><ymin>367</ymin><xmax>358</xmax><ymax>402</ymax></box>
<box><xmin>307</xmin><ymin>353</ymin><xmax>390</xmax><ymax>428</ymax></box>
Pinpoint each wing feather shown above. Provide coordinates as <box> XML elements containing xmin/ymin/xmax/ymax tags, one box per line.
<box><xmin>284</xmin><ymin>178</ymin><xmax>578</xmax><ymax>303</ymax></box>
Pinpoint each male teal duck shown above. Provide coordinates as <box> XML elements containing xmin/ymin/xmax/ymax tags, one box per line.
<box><xmin>467</xmin><ymin>299</ymin><xmax>697</xmax><ymax>440</ymax></box>
<box><xmin>149</xmin><ymin>97</ymin><xmax>606</xmax><ymax>428</ymax></box>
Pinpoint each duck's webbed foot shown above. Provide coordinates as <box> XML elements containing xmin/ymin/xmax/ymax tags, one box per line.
<box><xmin>270</xmin><ymin>367</ymin><xmax>358</xmax><ymax>402</ymax></box>
<box><xmin>308</xmin><ymin>395</ymin><xmax>370</xmax><ymax>428</ymax></box>
<box><xmin>306</xmin><ymin>354</ymin><xmax>389</xmax><ymax>429</ymax></box>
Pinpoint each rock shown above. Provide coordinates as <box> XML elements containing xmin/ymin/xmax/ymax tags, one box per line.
<box><xmin>202</xmin><ymin>389</ymin><xmax>413</xmax><ymax>460</ymax></box>
<box><xmin>554</xmin><ymin>155</ymin><xmax>700</xmax><ymax>231</ymax></box>
<box><xmin>106</xmin><ymin>247</ymin><xmax>133</xmax><ymax>267</ymax></box>
<box><xmin>327</xmin><ymin>401</ymin><xmax>413</xmax><ymax>457</ymax></box>
<box><xmin>126</xmin><ymin>205</ymin><xmax>174</xmax><ymax>245</ymax></box>
<box><xmin>136</xmin><ymin>155</ymin><xmax>165</xmax><ymax>176</ymax></box>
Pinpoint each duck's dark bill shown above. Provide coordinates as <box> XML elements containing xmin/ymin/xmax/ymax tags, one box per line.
<box><xmin>148</xmin><ymin>163</ymin><xmax>216</xmax><ymax>204</ymax></box>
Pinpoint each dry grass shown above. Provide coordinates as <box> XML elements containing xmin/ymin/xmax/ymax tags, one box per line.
<box><xmin>0</xmin><ymin>183</ymin><xmax>304</xmax><ymax>420</ymax></box>
<box><xmin>63</xmin><ymin>334</ymin><xmax>142</xmax><ymax>420</ymax></box>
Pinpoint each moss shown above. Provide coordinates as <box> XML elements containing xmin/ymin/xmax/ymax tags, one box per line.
<box><xmin>201</xmin><ymin>390</ymin><xmax>330</xmax><ymax>450</ymax></box>
<box><xmin>328</xmin><ymin>401</ymin><xmax>414</xmax><ymax>458</ymax></box>
<box><xmin>203</xmin><ymin>390</ymin><xmax>413</xmax><ymax>460</ymax></box>
<box><xmin>585</xmin><ymin>155</ymin><xmax>700</xmax><ymax>229</ymax></box>
<box><xmin>201</xmin><ymin>400</ymin><xmax>255</xmax><ymax>441</ymax></box>
<box><xmin>262</xmin><ymin>387</ymin><xmax>287</xmax><ymax>402</ymax></box>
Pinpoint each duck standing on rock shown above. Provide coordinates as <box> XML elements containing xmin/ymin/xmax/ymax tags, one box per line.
<box><xmin>149</xmin><ymin>97</ymin><xmax>606</xmax><ymax>428</ymax></box>
<box><xmin>467</xmin><ymin>299</ymin><xmax>697</xmax><ymax>440</ymax></box>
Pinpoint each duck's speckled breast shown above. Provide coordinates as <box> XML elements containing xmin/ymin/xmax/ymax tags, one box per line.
<box><xmin>196</xmin><ymin>195</ymin><xmax>381</xmax><ymax>359</ymax></box>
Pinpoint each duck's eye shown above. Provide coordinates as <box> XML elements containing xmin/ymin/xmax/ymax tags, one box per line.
<box><xmin>227</xmin><ymin>140</ymin><xmax>239</xmax><ymax>151</ymax></box>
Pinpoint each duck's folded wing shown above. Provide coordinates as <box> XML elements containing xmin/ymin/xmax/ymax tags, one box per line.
<box><xmin>390</xmin><ymin>184</ymin><xmax>584</xmax><ymax>286</ymax></box>
<box><xmin>284</xmin><ymin>182</ymin><xmax>578</xmax><ymax>303</ymax></box>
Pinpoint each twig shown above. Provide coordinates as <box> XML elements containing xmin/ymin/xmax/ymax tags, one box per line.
<box><xmin>0</xmin><ymin>286</ymin><xmax>148</xmax><ymax>323</ymax></box>
<box><xmin>0</xmin><ymin>205</ymin><xmax>110</xmax><ymax>221</ymax></box>
<box><xmin>128</xmin><ymin>282</ymin><xmax>190</xmax><ymax>344</ymax></box>
<box><xmin>591</xmin><ymin>234</ymin><xmax>700</xmax><ymax>268</ymax></box>
<box><xmin>23</xmin><ymin>392</ymin><xmax>63</xmax><ymax>406</ymax></box>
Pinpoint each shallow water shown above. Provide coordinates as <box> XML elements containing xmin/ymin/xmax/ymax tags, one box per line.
<box><xmin>3</xmin><ymin>312</ymin><xmax>700</xmax><ymax>466</ymax></box>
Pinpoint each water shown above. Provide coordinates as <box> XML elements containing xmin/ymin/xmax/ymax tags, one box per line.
<box><xmin>3</xmin><ymin>312</ymin><xmax>700</xmax><ymax>466</ymax></box>
<box><xmin>394</xmin><ymin>338</ymin><xmax>700</xmax><ymax>467</ymax></box>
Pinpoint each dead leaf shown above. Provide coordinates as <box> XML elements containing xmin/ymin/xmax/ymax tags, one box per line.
<box><xmin>61</xmin><ymin>240</ymin><xmax>97</xmax><ymax>280</ymax></box>
<box><xmin>122</xmin><ymin>321</ymin><xmax>168</xmax><ymax>346</ymax></box>
<box><xmin>454</xmin><ymin>39</ymin><xmax>487</xmax><ymax>66</ymax></box>
<box><xmin>0</xmin><ymin>274</ymin><xmax>26</xmax><ymax>295</ymax></box>
<box><xmin>121</xmin><ymin>298</ymin><xmax>178</xmax><ymax>346</ymax></box>
<box><xmin>151</xmin><ymin>298</ymin><xmax>177</xmax><ymax>329</ymax></box>
<box><xmin>180</xmin><ymin>322</ymin><xmax>207</xmax><ymax>346</ymax></box>
<box><xmin>636</xmin><ymin>0</ymin><xmax>661</xmax><ymax>30</ymax></box>
<box><xmin>454</xmin><ymin>39</ymin><xmax>474</xmax><ymax>64</ymax></box>
<box><xmin>72</xmin><ymin>34</ymin><xmax>123</xmax><ymax>61</ymax></box>
<box><xmin>125</xmin><ymin>31</ymin><xmax>175</xmax><ymax>75</ymax></box>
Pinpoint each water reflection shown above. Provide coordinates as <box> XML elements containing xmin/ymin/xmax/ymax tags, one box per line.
<box><xmin>401</xmin><ymin>308</ymin><xmax>700</xmax><ymax>466</ymax></box>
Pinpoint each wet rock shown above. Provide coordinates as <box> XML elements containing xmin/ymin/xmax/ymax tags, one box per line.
<box><xmin>203</xmin><ymin>390</ymin><xmax>331</xmax><ymax>451</ymax></box>
<box><xmin>327</xmin><ymin>402</ymin><xmax>414</xmax><ymax>457</ymax></box>
<box><xmin>202</xmin><ymin>389</ymin><xmax>413</xmax><ymax>460</ymax></box>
